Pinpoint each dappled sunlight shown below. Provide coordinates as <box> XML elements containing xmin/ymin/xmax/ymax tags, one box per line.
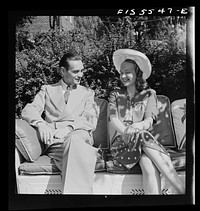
<box><xmin>157</xmin><ymin>101</ymin><xmax>167</xmax><ymax>112</ymax></box>
<box><xmin>149</xmin><ymin>95</ymin><xmax>177</xmax><ymax>148</ymax></box>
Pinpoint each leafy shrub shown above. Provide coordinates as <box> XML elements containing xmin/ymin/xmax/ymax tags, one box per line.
<box><xmin>15</xmin><ymin>16</ymin><xmax>186</xmax><ymax>118</ymax></box>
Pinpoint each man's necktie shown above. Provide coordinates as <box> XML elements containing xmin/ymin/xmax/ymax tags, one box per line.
<box><xmin>64</xmin><ymin>86</ymin><xmax>71</xmax><ymax>104</ymax></box>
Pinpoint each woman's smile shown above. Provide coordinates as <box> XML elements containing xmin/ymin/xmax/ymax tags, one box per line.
<box><xmin>122</xmin><ymin>77</ymin><xmax>130</xmax><ymax>84</ymax></box>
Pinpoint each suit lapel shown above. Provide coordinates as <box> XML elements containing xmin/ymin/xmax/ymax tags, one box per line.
<box><xmin>46</xmin><ymin>81</ymin><xmax>66</xmax><ymax>113</ymax></box>
<box><xmin>51</xmin><ymin>84</ymin><xmax>85</xmax><ymax>121</ymax></box>
<box><xmin>65</xmin><ymin>85</ymin><xmax>85</xmax><ymax>113</ymax></box>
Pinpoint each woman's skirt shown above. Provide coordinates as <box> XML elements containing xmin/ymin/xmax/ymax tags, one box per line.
<box><xmin>110</xmin><ymin>130</ymin><xmax>170</xmax><ymax>170</ymax></box>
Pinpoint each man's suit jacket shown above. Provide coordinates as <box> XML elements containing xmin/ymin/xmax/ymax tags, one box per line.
<box><xmin>21</xmin><ymin>80</ymin><xmax>99</xmax><ymax>134</ymax></box>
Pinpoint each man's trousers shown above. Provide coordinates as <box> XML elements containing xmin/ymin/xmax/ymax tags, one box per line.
<box><xmin>46</xmin><ymin>129</ymin><xmax>98</xmax><ymax>194</ymax></box>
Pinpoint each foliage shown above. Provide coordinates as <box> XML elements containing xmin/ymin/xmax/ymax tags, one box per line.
<box><xmin>15</xmin><ymin>16</ymin><xmax>186</xmax><ymax>118</ymax></box>
<box><xmin>15</xmin><ymin>16</ymin><xmax>35</xmax><ymax>28</ymax></box>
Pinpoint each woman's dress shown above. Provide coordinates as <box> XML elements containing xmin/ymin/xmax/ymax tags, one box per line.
<box><xmin>109</xmin><ymin>88</ymin><xmax>170</xmax><ymax>170</ymax></box>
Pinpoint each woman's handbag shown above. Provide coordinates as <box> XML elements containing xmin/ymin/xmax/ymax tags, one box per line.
<box><xmin>109</xmin><ymin>130</ymin><xmax>144</xmax><ymax>170</ymax></box>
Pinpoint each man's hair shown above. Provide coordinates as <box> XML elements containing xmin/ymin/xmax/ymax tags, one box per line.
<box><xmin>59</xmin><ymin>51</ymin><xmax>82</xmax><ymax>70</ymax></box>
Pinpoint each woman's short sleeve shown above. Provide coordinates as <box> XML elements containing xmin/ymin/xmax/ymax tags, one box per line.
<box><xmin>144</xmin><ymin>89</ymin><xmax>159</xmax><ymax>122</ymax></box>
<box><xmin>108</xmin><ymin>90</ymin><xmax>118</xmax><ymax>119</ymax></box>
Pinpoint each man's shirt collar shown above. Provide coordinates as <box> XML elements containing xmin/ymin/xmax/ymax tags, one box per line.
<box><xmin>61</xmin><ymin>79</ymin><xmax>77</xmax><ymax>91</ymax></box>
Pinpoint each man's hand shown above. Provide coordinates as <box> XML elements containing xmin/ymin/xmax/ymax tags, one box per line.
<box><xmin>36</xmin><ymin>122</ymin><xmax>54</xmax><ymax>145</ymax></box>
<box><xmin>53</xmin><ymin>127</ymin><xmax>71</xmax><ymax>139</ymax></box>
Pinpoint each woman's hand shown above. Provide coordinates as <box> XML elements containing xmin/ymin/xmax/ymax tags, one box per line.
<box><xmin>124</xmin><ymin>125</ymin><xmax>140</xmax><ymax>135</ymax></box>
<box><xmin>123</xmin><ymin>125</ymin><xmax>140</xmax><ymax>144</ymax></box>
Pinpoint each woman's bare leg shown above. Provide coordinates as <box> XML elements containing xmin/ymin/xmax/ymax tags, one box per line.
<box><xmin>142</xmin><ymin>146</ymin><xmax>185</xmax><ymax>194</ymax></box>
<box><xmin>139</xmin><ymin>153</ymin><xmax>161</xmax><ymax>194</ymax></box>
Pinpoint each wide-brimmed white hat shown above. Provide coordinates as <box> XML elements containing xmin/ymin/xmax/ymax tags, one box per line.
<box><xmin>113</xmin><ymin>49</ymin><xmax>152</xmax><ymax>79</ymax></box>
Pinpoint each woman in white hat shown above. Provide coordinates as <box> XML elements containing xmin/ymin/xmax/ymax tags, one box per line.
<box><xmin>109</xmin><ymin>49</ymin><xmax>185</xmax><ymax>194</ymax></box>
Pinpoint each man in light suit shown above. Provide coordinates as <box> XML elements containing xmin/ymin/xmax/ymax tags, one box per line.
<box><xmin>21</xmin><ymin>51</ymin><xmax>100</xmax><ymax>194</ymax></box>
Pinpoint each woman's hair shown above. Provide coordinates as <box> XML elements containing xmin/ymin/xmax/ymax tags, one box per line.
<box><xmin>123</xmin><ymin>59</ymin><xmax>149</xmax><ymax>91</ymax></box>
